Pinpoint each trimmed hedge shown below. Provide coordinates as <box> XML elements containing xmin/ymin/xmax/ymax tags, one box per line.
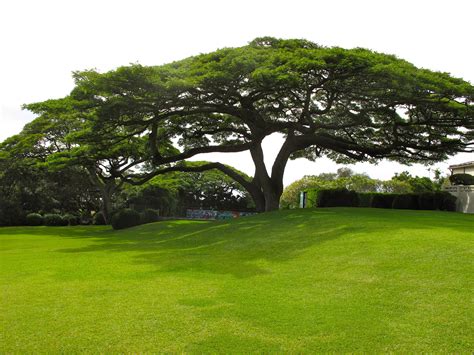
<box><xmin>0</xmin><ymin>200</ymin><xmax>25</xmax><ymax>226</ymax></box>
<box><xmin>418</xmin><ymin>192</ymin><xmax>437</xmax><ymax>210</ymax></box>
<box><xmin>25</xmin><ymin>213</ymin><xmax>84</xmax><ymax>226</ymax></box>
<box><xmin>140</xmin><ymin>209</ymin><xmax>160</xmax><ymax>224</ymax></box>
<box><xmin>303</xmin><ymin>188</ymin><xmax>458</xmax><ymax>212</ymax></box>
<box><xmin>414</xmin><ymin>192</ymin><xmax>458</xmax><ymax>211</ymax></box>
<box><xmin>438</xmin><ymin>192</ymin><xmax>457</xmax><ymax>211</ymax></box>
<box><xmin>357</xmin><ymin>193</ymin><xmax>374</xmax><ymax>207</ymax></box>
<box><xmin>63</xmin><ymin>214</ymin><xmax>80</xmax><ymax>226</ymax></box>
<box><xmin>370</xmin><ymin>194</ymin><xmax>396</xmax><ymax>209</ymax></box>
<box><xmin>93</xmin><ymin>212</ymin><xmax>107</xmax><ymax>225</ymax></box>
<box><xmin>320</xmin><ymin>189</ymin><xmax>358</xmax><ymax>207</ymax></box>
<box><xmin>392</xmin><ymin>194</ymin><xmax>418</xmax><ymax>210</ymax></box>
<box><xmin>305</xmin><ymin>188</ymin><xmax>358</xmax><ymax>208</ymax></box>
<box><xmin>44</xmin><ymin>214</ymin><xmax>68</xmax><ymax>226</ymax></box>
<box><xmin>111</xmin><ymin>208</ymin><xmax>141</xmax><ymax>230</ymax></box>
<box><xmin>26</xmin><ymin>213</ymin><xmax>44</xmax><ymax>226</ymax></box>
<box><xmin>306</xmin><ymin>189</ymin><xmax>318</xmax><ymax>208</ymax></box>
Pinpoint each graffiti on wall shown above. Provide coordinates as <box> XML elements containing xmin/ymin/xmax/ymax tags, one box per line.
<box><xmin>186</xmin><ymin>209</ymin><xmax>256</xmax><ymax>220</ymax></box>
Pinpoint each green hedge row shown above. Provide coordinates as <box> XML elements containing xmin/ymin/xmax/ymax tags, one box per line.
<box><xmin>25</xmin><ymin>213</ymin><xmax>81</xmax><ymax>226</ymax></box>
<box><xmin>304</xmin><ymin>188</ymin><xmax>457</xmax><ymax>211</ymax></box>
<box><xmin>306</xmin><ymin>188</ymin><xmax>358</xmax><ymax>208</ymax></box>
<box><xmin>111</xmin><ymin>208</ymin><xmax>160</xmax><ymax>230</ymax></box>
<box><xmin>24</xmin><ymin>208</ymin><xmax>160</xmax><ymax>229</ymax></box>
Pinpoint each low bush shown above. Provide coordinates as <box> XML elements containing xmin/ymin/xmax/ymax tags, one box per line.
<box><xmin>357</xmin><ymin>193</ymin><xmax>375</xmax><ymax>207</ymax></box>
<box><xmin>305</xmin><ymin>189</ymin><xmax>319</xmax><ymax>208</ymax></box>
<box><xmin>305</xmin><ymin>188</ymin><xmax>458</xmax><ymax>212</ymax></box>
<box><xmin>416</xmin><ymin>192</ymin><xmax>457</xmax><ymax>211</ymax></box>
<box><xmin>43</xmin><ymin>213</ymin><xmax>68</xmax><ymax>226</ymax></box>
<box><xmin>417</xmin><ymin>193</ymin><xmax>436</xmax><ymax>210</ymax></box>
<box><xmin>26</xmin><ymin>213</ymin><xmax>44</xmax><ymax>226</ymax></box>
<box><xmin>93</xmin><ymin>212</ymin><xmax>107</xmax><ymax>225</ymax></box>
<box><xmin>449</xmin><ymin>173</ymin><xmax>474</xmax><ymax>186</ymax></box>
<box><xmin>370</xmin><ymin>194</ymin><xmax>396</xmax><ymax>209</ymax></box>
<box><xmin>63</xmin><ymin>214</ymin><xmax>80</xmax><ymax>226</ymax></box>
<box><xmin>111</xmin><ymin>208</ymin><xmax>141</xmax><ymax>230</ymax></box>
<box><xmin>435</xmin><ymin>191</ymin><xmax>457</xmax><ymax>211</ymax></box>
<box><xmin>392</xmin><ymin>194</ymin><xmax>418</xmax><ymax>210</ymax></box>
<box><xmin>74</xmin><ymin>213</ymin><xmax>92</xmax><ymax>225</ymax></box>
<box><xmin>0</xmin><ymin>200</ymin><xmax>25</xmax><ymax>226</ymax></box>
<box><xmin>140</xmin><ymin>209</ymin><xmax>160</xmax><ymax>224</ymax></box>
<box><xmin>306</xmin><ymin>188</ymin><xmax>358</xmax><ymax>208</ymax></box>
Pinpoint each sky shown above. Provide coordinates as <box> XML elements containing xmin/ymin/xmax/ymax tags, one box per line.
<box><xmin>1</xmin><ymin>0</ymin><xmax>473</xmax><ymax>185</ymax></box>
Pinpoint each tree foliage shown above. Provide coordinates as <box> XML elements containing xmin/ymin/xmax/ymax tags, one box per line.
<box><xmin>18</xmin><ymin>96</ymin><xmax>177</xmax><ymax>223</ymax></box>
<box><xmin>20</xmin><ymin>37</ymin><xmax>474</xmax><ymax>211</ymax></box>
<box><xmin>121</xmin><ymin>162</ymin><xmax>255</xmax><ymax>214</ymax></box>
<box><xmin>0</xmin><ymin>128</ymin><xmax>100</xmax><ymax>225</ymax></box>
<box><xmin>391</xmin><ymin>171</ymin><xmax>439</xmax><ymax>193</ymax></box>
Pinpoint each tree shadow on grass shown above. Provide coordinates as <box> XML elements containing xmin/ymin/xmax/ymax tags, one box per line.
<box><xmin>4</xmin><ymin>208</ymin><xmax>472</xmax><ymax>279</ymax></box>
<box><xmin>0</xmin><ymin>225</ymin><xmax>110</xmax><ymax>238</ymax></box>
<box><xmin>50</xmin><ymin>210</ymin><xmax>357</xmax><ymax>278</ymax></box>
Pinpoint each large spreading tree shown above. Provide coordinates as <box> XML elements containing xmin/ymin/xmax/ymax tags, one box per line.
<box><xmin>27</xmin><ymin>37</ymin><xmax>474</xmax><ymax>211</ymax></box>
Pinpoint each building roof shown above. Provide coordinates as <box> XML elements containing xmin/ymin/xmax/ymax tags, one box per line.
<box><xmin>448</xmin><ymin>161</ymin><xmax>474</xmax><ymax>169</ymax></box>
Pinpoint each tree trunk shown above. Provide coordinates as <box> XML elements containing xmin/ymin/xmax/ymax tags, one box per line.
<box><xmin>249</xmin><ymin>143</ymin><xmax>284</xmax><ymax>212</ymax></box>
<box><xmin>209</xmin><ymin>162</ymin><xmax>266</xmax><ymax>213</ymax></box>
<box><xmin>86</xmin><ymin>167</ymin><xmax>117</xmax><ymax>224</ymax></box>
<box><xmin>246</xmin><ymin>181</ymin><xmax>266</xmax><ymax>212</ymax></box>
<box><xmin>263</xmin><ymin>190</ymin><xmax>281</xmax><ymax>211</ymax></box>
<box><xmin>101</xmin><ymin>187</ymin><xmax>113</xmax><ymax>224</ymax></box>
<box><xmin>248</xmin><ymin>134</ymin><xmax>298</xmax><ymax>212</ymax></box>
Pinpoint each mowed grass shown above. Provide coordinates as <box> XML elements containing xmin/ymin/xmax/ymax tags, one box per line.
<box><xmin>1</xmin><ymin>208</ymin><xmax>473</xmax><ymax>352</ymax></box>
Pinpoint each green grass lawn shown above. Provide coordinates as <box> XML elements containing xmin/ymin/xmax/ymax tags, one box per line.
<box><xmin>1</xmin><ymin>208</ymin><xmax>473</xmax><ymax>352</ymax></box>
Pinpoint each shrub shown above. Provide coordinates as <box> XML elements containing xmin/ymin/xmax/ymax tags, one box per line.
<box><xmin>417</xmin><ymin>192</ymin><xmax>437</xmax><ymax>210</ymax></box>
<box><xmin>392</xmin><ymin>194</ymin><xmax>418</xmax><ymax>210</ymax></box>
<box><xmin>63</xmin><ymin>214</ymin><xmax>80</xmax><ymax>226</ymax></box>
<box><xmin>306</xmin><ymin>189</ymin><xmax>458</xmax><ymax>212</ymax></box>
<box><xmin>111</xmin><ymin>208</ymin><xmax>141</xmax><ymax>230</ymax></box>
<box><xmin>43</xmin><ymin>213</ymin><xmax>68</xmax><ymax>226</ymax></box>
<box><xmin>93</xmin><ymin>212</ymin><xmax>107</xmax><ymax>225</ymax></box>
<box><xmin>371</xmin><ymin>194</ymin><xmax>396</xmax><ymax>209</ymax></box>
<box><xmin>76</xmin><ymin>213</ymin><xmax>92</xmax><ymax>225</ymax></box>
<box><xmin>315</xmin><ymin>188</ymin><xmax>359</xmax><ymax>207</ymax></box>
<box><xmin>0</xmin><ymin>200</ymin><xmax>25</xmax><ymax>226</ymax></box>
<box><xmin>26</xmin><ymin>213</ymin><xmax>44</xmax><ymax>226</ymax></box>
<box><xmin>449</xmin><ymin>173</ymin><xmax>474</xmax><ymax>186</ymax></box>
<box><xmin>305</xmin><ymin>189</ymin><xmax>319</xmax><ymax>208</ymax></box>
<box><xmin>357</xmin><ymin>193</ymin><xmax>375</xmax><ymax>207</ymax></box>
<box><xmin>140</xmin><ymin>209</ymin><xmax>160</xmax><ymax>224</ymax></box>
<box><xmin>435</xmin><ymin>191</ymin><xmax>457</xmax><ymax>211</ymax></box>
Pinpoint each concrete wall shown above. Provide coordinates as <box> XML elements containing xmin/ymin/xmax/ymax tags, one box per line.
<box><xmin>445</xmin><ymin>185</ymin><xmax>474</xmax><ymax>214</ymax></box>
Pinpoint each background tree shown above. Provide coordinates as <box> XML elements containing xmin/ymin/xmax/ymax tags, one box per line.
<box><xmin>391</xmin><ymin>171</ymin><xmax>438</xmax><ymax>193</ymax></box>
<box><xmin>22</xmin><ymin>96</ymin><xmax>179</xmax><ymax>223</ymax></box>
<box><xmin>0</xmin><ymin>121</ymin><xmax>100</xmax><ymax>225</ymax></box>
<box><xmin>121</xmin><ymin>162</ymin><xmax>254</xmax><ymax>215</ymax></box>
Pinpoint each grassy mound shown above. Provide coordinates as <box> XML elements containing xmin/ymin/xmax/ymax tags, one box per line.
<box><xmin>1</xmin><ymin>208</ymin><xmax>472</xmax><ymax>352</ymax></box>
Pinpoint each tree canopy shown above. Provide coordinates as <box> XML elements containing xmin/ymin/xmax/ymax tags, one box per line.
<box><xmin>22</xmin><ymin>37</ymin><xmax>474</xmax><ymax>211</ymax></box>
